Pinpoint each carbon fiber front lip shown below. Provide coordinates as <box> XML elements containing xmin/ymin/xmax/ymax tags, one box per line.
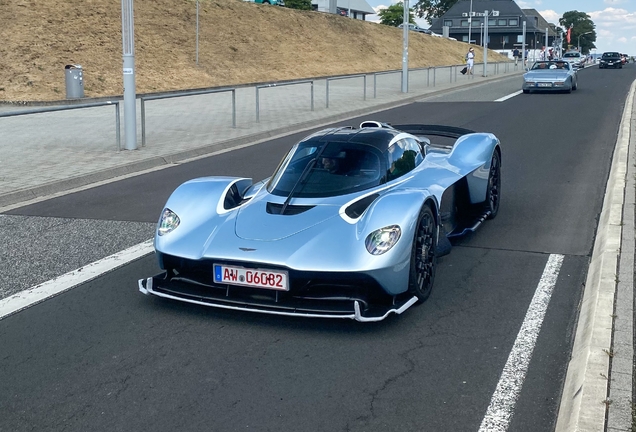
<box><xmin>138</xmin><ymin>277</ymin><xmax>417</xmax><ymax>322</ymax></box>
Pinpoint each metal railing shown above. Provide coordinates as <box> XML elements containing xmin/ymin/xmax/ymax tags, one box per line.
<box><xmin>0</xmin><ymin>101</ymin><xmax>121</xmax><ymax>150</ymax></box>
<box><xmin>140</xmin><ymin>87</ymin><xmax>236</xmax><ymax>147</ymax></box>
<box><xmin>256</xmin><ymin>80</ymin><xmax>314</xmax><ymax>123</ymax></box>
<box><xmin>326</xmin><ymin>74</ymin><xmax>367</xmax><ymax>108</ymax></box>
<box><xmin>372</xmin><ymin>70</ymin><xmax>402</xmax><ymax>98</ymax></box>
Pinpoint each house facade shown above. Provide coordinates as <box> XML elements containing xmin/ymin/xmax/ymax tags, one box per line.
<box><xmin>428</xmin><ymin>0</ymin><xmax>557</xmax><ymax>50</ymax></box>
<box><xmin>312</xmin><ymin>0</ymin><xmax>376</xmax><ymax>20</ymax></box>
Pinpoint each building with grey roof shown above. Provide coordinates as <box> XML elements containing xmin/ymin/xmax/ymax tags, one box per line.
<box><xmin>429</xmin><ymin>0</ymin><xmax>558</xmax><ymax>50</ymax></box>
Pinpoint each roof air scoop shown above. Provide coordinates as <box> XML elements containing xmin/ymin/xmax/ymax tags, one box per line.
<box><xmin>359</xmin><ymin>121</ymin><xmax>393</xmax><ymax>129</ymax></box>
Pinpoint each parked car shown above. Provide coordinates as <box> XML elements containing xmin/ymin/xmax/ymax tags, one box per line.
<box><xmin>139</xmin><ymin>121</ymin><xmax>502</xmax><ymax>322</ymax></box>
<box><xmin>522</xmin><ymin>60</ymin><xmax>578</xmax><ymax>94</ymax></box>
<box><xmin>599</xmin><ymin>52</ymin><xmax>623</xmax><ymax>69</ymax></box>
<box><xmin>398</xmin><ymin>23</ymin><xmax>432</xmax><ymax>35</ymax></box>
<box><xmin>562</xmin><ymin>51</ymin><xmax>583</xmax><ymax>69</ymax></box>
<box><xmin>251</xmin><ymin>0</ymin><xmax>285</xmax><ymax>5</ymax></box>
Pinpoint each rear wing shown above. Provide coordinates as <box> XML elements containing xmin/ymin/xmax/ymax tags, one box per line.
<box><xmin>393</xmin><ymin>124</ymin><xmax>476</xmax><ymax>139</ymax></box>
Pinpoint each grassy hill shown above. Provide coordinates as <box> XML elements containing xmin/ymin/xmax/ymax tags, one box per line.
<box><xmin>0</xmin><ymin>0</ymin><xmax>507</xmax><ymax>102</ymax></box>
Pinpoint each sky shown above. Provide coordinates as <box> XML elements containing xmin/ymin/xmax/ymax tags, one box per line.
<box><xmin>365</xmin><ymin>0</ymin><xmax>636</xmax><ymax>54</ymax></box>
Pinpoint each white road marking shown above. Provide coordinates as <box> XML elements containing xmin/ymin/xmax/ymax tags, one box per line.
<box><xmin>478</xmin><ymin>253</ymin><xmax>565</xmax><ymax>432</ymax></box>
<box><xmin>0</xmin><ymin>239</ymin><xmax>154</xmax><ymax>320</ymax></box>
<box><xmin>495</xmin><ymin>91</ymin><xmax>523</xmax><ymax>102</ymax></box>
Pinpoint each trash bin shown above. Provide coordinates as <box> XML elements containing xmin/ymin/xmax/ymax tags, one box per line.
<box><xmin>64</xmin><ymin>64</ymin><xmax>84</xmax><ymax>99</ymax></box>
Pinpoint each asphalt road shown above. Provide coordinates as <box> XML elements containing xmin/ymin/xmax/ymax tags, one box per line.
<box><xmin>1</xmin><ymin>65</ymin><xmax>634</xmax><ymax>432</ymax></box>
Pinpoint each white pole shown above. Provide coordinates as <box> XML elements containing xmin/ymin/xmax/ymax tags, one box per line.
<box><xmin>121</xmin><ymin>0</ymin><xmax>137</xmax><ymax>150</ymax></box>
<box><xmin>522</xmin><ymin>20</ymin><xmax>526</xmax><ymax>68</ymax></box>
<box><xmin>402</xmin><ymin>0</ymin><xmax>409</xmax><ymax>93</ymax></box>
<box><xmin>483</xmin><ymin>10</ymin><xmax>488</xmax><ymax>77</ymax></box>
<box><xmin>468</xmin><ymin>0</ymin><xmax>473</xmax><ymax>44</ymax></box>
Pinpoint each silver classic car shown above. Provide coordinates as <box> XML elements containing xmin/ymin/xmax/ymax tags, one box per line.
<box><xmin>522</xmin><ymin>60</ymin><xmax>578</xmax><ymax>94</ymax></box>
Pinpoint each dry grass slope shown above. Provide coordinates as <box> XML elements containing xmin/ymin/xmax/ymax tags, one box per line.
<box><xmin>0</xmin><ymin>0</ymin><xmax>507</xmax><ymax>102</ymax></box>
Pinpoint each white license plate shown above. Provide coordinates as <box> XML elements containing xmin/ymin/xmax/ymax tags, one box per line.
<box><xmin>537</xmin><ymin>83</ymin><xmax>553</xmax><ymax>87</ymax></box>
<box><xmin>214</xmin><ymin>264</ymin><xmax>289</xmax><ymax>291</ymax></box>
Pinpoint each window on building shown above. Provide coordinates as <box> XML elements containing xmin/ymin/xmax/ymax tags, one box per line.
<box><xmin>462</xmin><ymin>35</ymin><xmax>469</xmax><ymax>42</ymax></box>
<box><xmin>509</xmin><ymin>18</ymin><xmax>518</xmax><ymax>26</ymax></box>
<box><xmin>497</xmin><ymin>19</ymin><xmax>507</xmax><ymax>26</ymax></box>
<box><xmin>488</xmin><ymin>18</ymin><xmax>496</xmax><ymax>26</ymax></box>
<box><xmin>444</xmin><ymin>20</ymin><xmax>453</xmax><ymax>27</ymax></box>
<box><xmin>461</xmin><ymin>20</ymin><xmax>469</xmax><ymax>27</ymax></box>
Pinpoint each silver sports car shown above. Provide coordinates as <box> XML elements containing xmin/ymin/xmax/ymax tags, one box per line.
<box><xmin>522</xmin><ymin>60</ymin><xmax>578</xmax><ymax>94</ymax></box>
<box><xmin>139</xmin><ymin>122</ymin><xmax>502</xmax><ymax>322</ymax></box>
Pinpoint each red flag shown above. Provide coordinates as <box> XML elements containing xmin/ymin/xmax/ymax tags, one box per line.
<box><xmin>566</xmin><ymin>27</ymin><xmax>571</xmax><ymax>43</ymax></box>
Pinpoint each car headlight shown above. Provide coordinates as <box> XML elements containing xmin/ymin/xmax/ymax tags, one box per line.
<box><xmin>365</xmin><ymin>225</ymin><xmax>401</xmax><ymax>255</ymax></box>
<box><xmin>158</xmin><ymin>208</ymin><xmax>180</xmax><ymax>236</ymax></box>
<box><xmin>525</xmin><ymin>80</ymin><xmax>534</xmax><ymax>84</ymax></box>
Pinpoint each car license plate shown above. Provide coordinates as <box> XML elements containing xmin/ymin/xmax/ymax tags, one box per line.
<box><xmin>537</xmin><ymin>83</ymin><xmax>553</xmax><ymax>87</ymax></box>
<box><xmin>608</xmin><ymin>62</ymin><xmax>614</xmax><ymax>65</ymax></box>
<box><xmin>214</xmin><ymin>264</ymin><xmax>289</xmax><ymax>291</ymax></box>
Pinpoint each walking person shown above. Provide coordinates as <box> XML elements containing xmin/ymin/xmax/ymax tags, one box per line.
<box><xmin>513</xmin><ymin>47</ymin><xmax>520</xmax><ymax>66</ymax></box>
<box><xmin>466</xmin><ymin>47</ymin><xmax>475</xmax><ymax>75</ymax></box>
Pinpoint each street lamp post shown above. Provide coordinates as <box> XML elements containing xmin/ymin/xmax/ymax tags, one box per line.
<box><xmin>401</xmin><ymin>0</ymin><xmax>409</xmax><ymax>93</ymax></box>
<box><xmin>480</xmin><ymin>22</ymin><xmax>484</xmax><ymax>47</ymax></box>
<box><xmin>578</xmin><ymin>31</ymin><xmax>593</xmax><ymax>53</ymax></box>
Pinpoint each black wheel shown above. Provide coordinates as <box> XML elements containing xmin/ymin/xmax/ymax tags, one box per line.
<box><xmin>572</xmin><ymin>79</ymin><xmax>577</xmax><ymax>90</ymax></box>
<box><xmin>408</xmin><ymin>205</ymin><xmax>437</xmax><ymax>303</ymax></box>
<box><xmin>522</xmin><ymin>89</ymin><xmax>530</xmax><ymax>94</ymax></box>
<box><xmin>484</xmin><ymin>151</ymin><xmax>501</xmax><ymax>219</ymax></box>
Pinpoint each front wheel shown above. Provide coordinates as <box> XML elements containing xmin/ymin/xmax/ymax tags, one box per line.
<box><xmin>408</xmin><ymin>205</ymin><xmax>437</xmax><ymax>303</ymax></box>
<box><xmin>484</xmin><ymin>151</ymin><xmax>501</xmax><ymax>219</ymax></box>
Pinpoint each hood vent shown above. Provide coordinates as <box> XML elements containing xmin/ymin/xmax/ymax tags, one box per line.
<box><xmin>345</xmin><ymin>194</ymin><xmax>379</xmax><ymax>219</ymax></box>
<box><xmin>267</xmin><ymin>202</ymin><xmax>315</xmax><ymax>215</ymax></box>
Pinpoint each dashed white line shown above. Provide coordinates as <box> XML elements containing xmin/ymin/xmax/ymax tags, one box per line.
<box><xmin>0</xmin><ymin>239</ymin><xmax>154</xmax><ymax>320</ymax></box>
<box><xmin>495</xmin><ymin>91</ymin><xmax>523</xmax><ymax>102</ymax></box>
<box><xmin>478</xmin><ymin>253</ymin><xmax>565</xmax><ymax>432</ymax></box>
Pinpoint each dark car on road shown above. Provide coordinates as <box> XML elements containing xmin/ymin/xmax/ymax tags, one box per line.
<box><xmin>599</xmin><ymin>52</ymin><xmax>623</xmax><ymax>69</ymax></box>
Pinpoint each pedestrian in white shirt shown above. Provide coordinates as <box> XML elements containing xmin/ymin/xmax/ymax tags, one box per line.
<box><xmin>466</xmin><ymin>48</ymin><xmax>475</xmax><ymax>75</ymax></box>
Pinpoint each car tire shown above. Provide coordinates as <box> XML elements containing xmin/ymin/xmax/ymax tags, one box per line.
<box><xmin>523</xmin><ymin>89</ymin><xmax>530</xmax><ymax>94</ymax></box>
<box><xmin>572</xmin><ymin>79</ymin><xmax>578</xmax><ymax>91</ymax></box>
<box><xmin>408</xmin><ymin>204</ymin><xmax>437</xmax><ymax>303</ymax></box>
<box><xmin>484</xmin><ymin>151</ymin><xmax>501</xmax><ymax>219</ymax></box>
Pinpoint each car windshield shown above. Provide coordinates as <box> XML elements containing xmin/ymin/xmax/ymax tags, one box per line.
<box><xmin>531</xmin><ymin>61</ymin><xmax>568</xmax><ymax>70</ymax></box>
<box><xmin>563</xmin><ymin>52</ymin><xmax>581</xmax><ymax>58</ymax></box>
<box><xmin>603</xmin><ymin>52</ymin><xmax>620</xmax><ymax>58</ymax></box>
<box><xmin>267</xmin><ymin>139</ymin><xmax>384</xmax><ymax>198</ymax></box>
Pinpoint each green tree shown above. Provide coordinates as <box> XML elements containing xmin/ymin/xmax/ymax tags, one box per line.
<box><xmin>413</xmin><ymin>0</ymin><xmax>458</xmax><ymax>24</ymax></box>
<box><xmin>284</xmin><ymin>0</ymin><xmax>312</xmax><ymax>10</ymax></box>
<box><xmin>559</xmin><ymin>10</ymin><xmax>596</xmax><ymax>53</ymax></box>
<box><xmin>378</xmin><ymin>2</ymin><xmax>416</xmax><ymax>27</ymax></box>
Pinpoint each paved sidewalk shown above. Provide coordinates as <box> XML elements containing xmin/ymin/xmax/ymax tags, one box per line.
<box><xmin>0</xmin><ymin>63</ymin><xmax>522</xmax><ymax>208</ymax></box>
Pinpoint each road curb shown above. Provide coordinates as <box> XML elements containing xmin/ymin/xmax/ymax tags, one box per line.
<box><xmin>554</xmin><ymin>78</ymin><xmax>636</xmax><ymax>432</ymax></box>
